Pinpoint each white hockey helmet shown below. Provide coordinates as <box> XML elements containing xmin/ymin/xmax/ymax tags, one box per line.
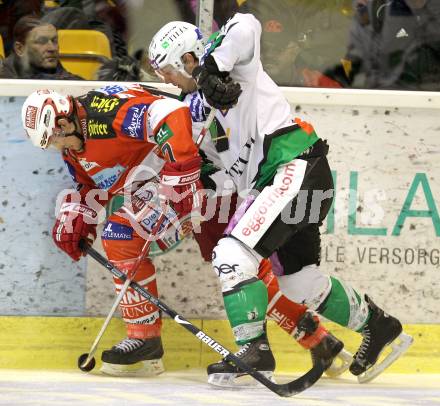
<box><xmin>22</xmin><ymin>89</ymin><xmax>74</xmax><ymax>149</ymax></box>
<box><xmin>148</xmin><ymin>21</ymin><xmax>205</xmax><ymax>73</ymax></box>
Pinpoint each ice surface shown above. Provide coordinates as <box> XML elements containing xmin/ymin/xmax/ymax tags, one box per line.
<box><xmin>0</xmin><ymin>370</ymin><xmax>438</xmax><ymax>406</ymax></box>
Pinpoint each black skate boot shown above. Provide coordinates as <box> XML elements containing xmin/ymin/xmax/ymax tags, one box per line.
<box><xmin>350</xmin><ymin>295</ymin><xmax>413</xmax><ymax>383</ymax></box>
<box><xmin>207</xmin><ymin>327</ymin><xmax>276</xmax><ymax>387</ymax></box>
<box><xmin>296</xmin><ymin>311</ymin><xmax>345</xmax><ymax>374</ymax></box>
<box><xmin>101</xmin><ymin>337</ymin><xmax>164</xmax><ymax>377</ymax></box>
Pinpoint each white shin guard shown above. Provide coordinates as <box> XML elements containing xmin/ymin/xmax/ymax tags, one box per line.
<box><xmin>212</xmin><ymin>237</ymin><xmax>262</xmax><ymax>292</ymax></box>
<box><xmin>277</xmin><ymin>264</ymin><xmax>331</xmax><ymax>311</ymax></box>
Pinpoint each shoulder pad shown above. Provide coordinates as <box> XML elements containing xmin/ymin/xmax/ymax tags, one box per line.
<box><xmin>147</xmin><ymin>98</ymin><xmax>187</xmax><ymax>135</ymax></box>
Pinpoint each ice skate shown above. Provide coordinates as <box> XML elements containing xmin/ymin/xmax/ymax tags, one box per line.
<box><xmin>296</xmin><ymin>311</ymin><xmax>346</xmax><ymax>376</ymax></box>
<box><xmin>324</xmin><ymin>348</ymin><xmax>353</xmax><ymax>378</ymax></box>
<box><xmin>350</xmin><ymin>295</ymin><xmax>413</xmax><ymax>383</ymax></box>
<box><xmin>100</xmin><ymin>337</ymin><xmax>164</xmax><ymax>377</ymax></box>
<box><xmin>207</xmin><ymin>328</ymin><xmax>276</xmax><ymax>388</ymax></box>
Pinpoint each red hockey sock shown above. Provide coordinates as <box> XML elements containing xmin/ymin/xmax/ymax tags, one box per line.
<box><xmin>111</xmin><ymin>258</ymin><xmax>162</xmax><ymax>339</ymax></box>
<box><xmin>258</xmin><ymin>259</ymin><xmax>329</xmax><ymax>349</ymax></box>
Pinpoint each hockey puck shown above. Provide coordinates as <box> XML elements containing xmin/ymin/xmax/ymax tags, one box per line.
<box><xmin>78</xmin><ymin>353</ymin><xmax>96</xmax><ymax>372</ymax></box>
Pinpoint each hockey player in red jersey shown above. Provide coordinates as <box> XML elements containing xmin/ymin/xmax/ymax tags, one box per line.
<box><xmin>21</xmin><ymin>84</ymin><xmax>205</xmax><ymax>376</ymax></box>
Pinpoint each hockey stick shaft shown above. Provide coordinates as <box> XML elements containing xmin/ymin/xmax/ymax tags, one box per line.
<box><xmin>83</xmin><ymin>244</ymin><xmax>324</xmax><ymax>397</ymax></box>
<box><xmin>139</xmin><ymin>84</ymin><xmax>180</xmax><ymax>100</ymax></box>
<box><xmin>81</xmin><ymin>108</ymin><xmax>217</xmax><ymax>368</ymax></box>
<box><xmin>81</xmin><ymin>277</ymin><xmax>131</xmax><ymax>367</ymax></box>
<box><xmin>196</xmin><ymin>108</ymin><xmax>216</xmax><ymax>146</ymax></box>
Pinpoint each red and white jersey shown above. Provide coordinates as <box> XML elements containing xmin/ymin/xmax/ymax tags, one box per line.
<box><xmin>63</xmin><ymin>84</ymin><xmax>198</xmax><ymax>197</ymax></box>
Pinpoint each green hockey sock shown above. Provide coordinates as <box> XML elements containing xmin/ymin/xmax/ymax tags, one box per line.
<box><xmin>318</xmin><ymin>276</ymin><xmax>370</xmax><ymax>332</ymax></box>
<box><xmin>223</xmin><ymin>279</ymin><xmax>268</xmax><ymax>345</ymax></box>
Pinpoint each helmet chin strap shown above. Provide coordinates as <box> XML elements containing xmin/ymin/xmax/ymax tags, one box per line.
<box><xmin>67</xmin><ymin>114</ymin><xmax>85</xmax><ymax>142</ymax></box>
<box><xmin>71</xmin><ymin>130</ymin><xmax>84</xmax><ymax>141</ymax></box>
<box><xmin>69</xmin><ymin>125</ymin><xmax>85</xmax><ymax>152</ymax></box>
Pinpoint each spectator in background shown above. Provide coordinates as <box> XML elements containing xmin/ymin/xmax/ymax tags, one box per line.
<box><xmin>0</xmin><ymin>15</ymin><xmax>82</xmax><ymax>80</ymax></box>
<box><xmin>239</xmin><ymin>0</ymin><xmax>351</xmax><ymax>87</ymax></box>
<box><xmin>259</xmin><ymin>15</ymin><xmax>303</xmax><ymax>86</ymax></box>
<box><xmin>51</xmin><ymin>0</ymin><xmax>129</xmax><ymax>42</ymax></box>
<box><xmin>238</xmin><ymin>1</ymin><xmax>300</xmax><ymax>85</ymax></box>
<box><xmin>0</xmin><ymin>0</ymin><xmax>43</xmax><ymax>56</ymax></box>
<box><xmin>325</xmin><ymin>0</ymin><xmax>440</xmax><ymax>90</ymax></box>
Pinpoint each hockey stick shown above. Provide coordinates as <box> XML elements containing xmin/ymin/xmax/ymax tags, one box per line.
<box><xmin>78</xmin><ymin>108</ymin><xmax>217</xmax><ymax>371</ymax></box>
<box><xmin>139</xmin><ymin>84</ymin><xmax>180</xmax><ymax>100</ymax></box>
<box><xmin>82</xmin><ymin>243</ymin><xmax>325</xmax><ymax>397</ymax></box>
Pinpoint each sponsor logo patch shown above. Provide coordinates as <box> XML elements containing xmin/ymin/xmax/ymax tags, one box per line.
<box><xmin>173</xmin><ymin>213</ymin><xmax>194</xmax><ymax>241</ymax></box>
<box><xmin>84</xmin><ymin>116</ymin><xmax>116</xmax><ymax>139</ymax></box>
<box><xmin>88</xmin><ymin>119</ymin><xmax>109</xmax><ymax>137</ymax></box>
<box><xmin>90</xmin><ymin>95</ymin><xmax>120</xmax><ymax>113</ymax></box>
<box><xmin>78</xmin><ymin>159</ymin><xmax>99</xmax><ymax>172</ymax></box>
<box><xmin>240</xmin><ymin>163</ymin><xmax>297</xmax><ymax>236</ymax></box>
<box><xmin>98</xmin><ymin>85</ymin><xmax>127</xmax><ymax>95</ymax></box>
<box><xmin>43</xmin><ymin>110</ymin><xmax>51</xmax><ymax>126</ymax></box>
<box><xmin>25</xmin><ymin>106</ymin><xmax>38</xmax><ymax>129</ymax></box>
<box><xmin>189</xmin><ymin>93</ymin><xmax>204</xmax><ymax>122</ymax></box>
<box><xmin>102</xmin><ymin>222</ymin><xmax>133</xmax><ymax>240</ymax></box>
<box><xmin>80</xmin><ymin>118</ymin><xmax>87</xmax><ymax>137</ymax></box>
<box><xmin>213</xmin><ymin>263</ymin><xmax>239</xmax><ymax>276</ymax></box>
<box><xmin>40</xmin><ymin>131</ymin><xmax>48</xmax><ymax>147</ymax></box>
<box><xmin>122</xmin><ymin>104</ymin><xmax>149</xmax><ymax>139</ymax></box>
<box><xmin>140</xmin><ymin>207</ymin><xmax>176</xmax><ymax>234</ymax></box>
<box><xmin>155</xmin><ymin>123</ymin><xmax>173</xmax><ymax>145</ymax></box>
<box><xmin>91</xmin><ymin>164</ymin><xmax>126</xmax><ymax>190</ymax></box>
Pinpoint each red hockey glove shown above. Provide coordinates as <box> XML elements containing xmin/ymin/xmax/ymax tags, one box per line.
<box><xmin>52</xmin><ymin>195</ymin><xmax>98</xmax><ymax>261</ymax></box>
<box><xmin>159</xmin><ymin>156</ymin><xmax>205</xmax><ymax>216</ymax></box>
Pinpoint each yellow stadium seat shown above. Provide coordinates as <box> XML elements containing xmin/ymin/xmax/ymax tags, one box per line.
<box><xmin>0</xmin><ymin>35</ymin><xmax>5</xmax><ymax>59</ymax></box>
<box><xmin>45</xmin><ymin>1</ymin><xmax>60</xmax><ymax>8</ymax></box>
<box><xmin>58</xmin><ymin>30</ymin><xmax>112</xmax><ymax>80</ymax></box>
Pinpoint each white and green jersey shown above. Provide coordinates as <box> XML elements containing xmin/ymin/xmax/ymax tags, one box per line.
<box><xmin>200</xmin><ymin>13</ymin><xmax>319</xmax><ymax>192</ymax></box>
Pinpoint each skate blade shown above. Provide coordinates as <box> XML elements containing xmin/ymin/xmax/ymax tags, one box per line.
<box><xmin>100</xmin><ymin>358</ymin><xmax>164</xmax><ymax>377</ymax></box>
<box><xmin>358</xmin><ymin>332</ymin><xmax>414</xmax><ymax>384</ymax></box>
<box><xmin>325</xmin><ymin>348</ymin><xmax>353</xmax><ymax>378</ymax></box>
<box><xmin>207</xmin><ymin>371</ymin><xmax>274</xmax><ymax>388</ymax></box>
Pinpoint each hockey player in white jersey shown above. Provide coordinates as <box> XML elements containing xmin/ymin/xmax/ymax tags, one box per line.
<box><xmin>148</xmin><ymin>14</ymin><xmax>413</xmax><ymax>384</ymax></box>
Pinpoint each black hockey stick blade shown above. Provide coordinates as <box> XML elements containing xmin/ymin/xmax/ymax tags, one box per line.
<box><xmin>224</xmin><ymin>352</ymin><xmax>324</xmax><ymax>397</ymax></box>
<box><xmin>82</xmin><ymin>244</ymin><xmax>324</xmax><ymax>397</ymax></box>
